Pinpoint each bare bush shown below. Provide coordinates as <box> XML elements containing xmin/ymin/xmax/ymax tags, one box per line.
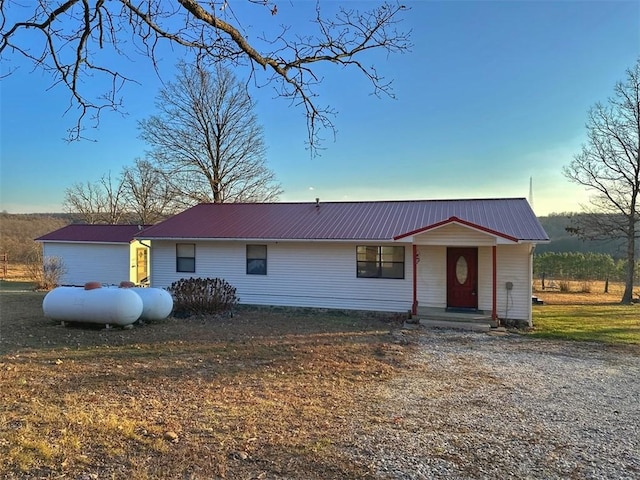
<box><xmin>167</xmin><ymin>277</ymin><xmax>239</xmax><ymax>317</ymax></box>
<box><xmin>26</xmin><ymin>249</ymin><xmax>67</xmax><ymax>290</ymax></box>
<box><xmin>558</xmin><ymin>280</ymin><xmax>571</xmax><ymax>293</ymax></box>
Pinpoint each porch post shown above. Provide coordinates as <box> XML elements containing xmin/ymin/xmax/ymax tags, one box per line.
<box><xmin>412</xmin><ymin>244</ymin><xmax>418</xmax><ymax>315</ymax></box>
<box><xmin>492</xmin><ymin>245</ymin><xmax>497</xmax><ymax>321</ymax></box>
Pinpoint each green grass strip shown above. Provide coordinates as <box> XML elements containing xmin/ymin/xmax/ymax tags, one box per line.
<box><xmin>531</xmin><ymin>304</ymin><xmax>640</xmax><ymax>344</ymax></box>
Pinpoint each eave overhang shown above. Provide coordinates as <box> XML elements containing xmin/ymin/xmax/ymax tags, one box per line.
<box><xmin>35</xmin><ymin>239</ymin><xmax>132</xmax><ymax>245</ymax></box>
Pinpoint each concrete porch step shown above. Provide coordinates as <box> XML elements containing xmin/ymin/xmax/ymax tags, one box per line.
<box><xmin>416</xmin><ymin>318</ymin><xmax>493</xmax><ymax>331</ymax></box>
<box><xmin>407</xmin><ymin>307</ymin><xmax>498</xmax><ymax>331</ymax></box>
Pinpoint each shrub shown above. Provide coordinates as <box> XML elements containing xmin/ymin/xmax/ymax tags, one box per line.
<box><xmin>558</xmin><ymin>280</ymin><xmax>571</xmax><ymax>292</ymax></box>
<box><xmin>26</xmin><ymin>248</ymin><xmax>67</xmax><ymax>290</ymax></box>
<box><xmin>167</xmin><ymin>277</ymin><xmax>239</xmax><ymax>317</ymax></box>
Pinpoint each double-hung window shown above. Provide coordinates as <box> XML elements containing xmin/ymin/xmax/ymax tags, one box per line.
<box><xmin>176</xmin><ymin>243</ymin><xmax>196</xmax><ymax>273</ymax></box>
<box><xmin>246</xmin><ymin>245</ymin><xmax>267</xmax><ymax>275</ymax></box>
<box><xmin>357</xmin><ymin>245</ymin><xmax>404</xmax><ymax>279</ymax></box>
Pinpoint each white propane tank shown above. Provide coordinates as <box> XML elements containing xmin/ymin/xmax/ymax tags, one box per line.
<box><xmin>43</xmin><ymin>285</ymin><xmax>143</xmax><ymax>326</ymax></box>
<box><xmin>129</xmin><ymin>287</ymin><xmax>173</xmax><ymax>321</ymax></box>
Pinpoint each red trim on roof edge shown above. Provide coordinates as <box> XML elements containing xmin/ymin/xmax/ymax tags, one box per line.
<box><xmin>393</xmin><ymin>216</ymin><xmax>520</xmax><ymax>243</ymax></box>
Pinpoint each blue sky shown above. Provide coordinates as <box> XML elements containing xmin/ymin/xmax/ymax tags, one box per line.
<box><xmin>1</xmin><ymin>0</ymin><xmax>638</xmax><ymax>215</ymax></box>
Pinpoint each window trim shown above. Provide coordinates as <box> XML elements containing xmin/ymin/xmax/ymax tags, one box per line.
<box><xmin>246</xmin><ymin>244</ymin><xmax>267</xmax><ymax>275</ymax></box>
<box><xmin>176</xmin><ymin>243</ymin><xmax>196</xmax><ymax>273</ymax></box>
<box><xmin>356</xmin><ymin>245</ymin><xmax>405</xmax><ymax>279</ymax></box>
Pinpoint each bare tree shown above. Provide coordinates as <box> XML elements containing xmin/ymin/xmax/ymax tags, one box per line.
<box><xmin>63</xmin><ymin>172</ymin><xmax>126</xmax><ymax>224</ymax></box>
<box><xmin>63</xmin><ymin>180</ymin><xmax>105</xmax><ymax>224</ymax></box>
<box><xmin>563</xmin><ymin>59</ymin><xmax>640</xmax><ymax>304</ymax></box>
<box><xmin>139</xmin><ymin>62</ymin><xmax>282</xmax><ymax>204</ymax></box>
<box><xmin>0</xmin><ymin>1</ymin><xmax>411</xmax><ymax>153</ymax></box>
<box><xmin>121</xmin><ymin>158</ymin><xmax>181</xmax><ymax>225</ymax></box>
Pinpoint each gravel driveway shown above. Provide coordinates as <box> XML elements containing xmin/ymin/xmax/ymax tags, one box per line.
<box><xmin>345</xmin><ymin>328</ymin><xmax>640</xmax><ymax>479</ymax></box>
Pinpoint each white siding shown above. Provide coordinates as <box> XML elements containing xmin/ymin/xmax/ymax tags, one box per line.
<box><xmin>149</xmin><ymin>237</ymin><xmax>534</xmax><ymax>322</ymax></box>
<box><xmin>495</xmin><ymin>244</ymin><xmax>533</xmax><ymax>325</ymax></box>
<box><xmin>43</xmin><ymin>243</ymin><xmax>132</xmax><ymax>286</ymax></box>
<box><xmin>151</xmin><ymin>241</ymin><xmax>414</xmax><ymax>312</ymax></box>
<box><xmin>416</xmin><ymin>246</ymin><xmax>446</xmax><ymax>307</ymax></box>
<box><xmin>414</xmin><ymin>224</ymin><xmax>497</xmax><ymax>246</ymax></box>
<box><xmin>477</xmin><ymin>246</ymin><xmax>493</xmax><ymax>312</ymax></box>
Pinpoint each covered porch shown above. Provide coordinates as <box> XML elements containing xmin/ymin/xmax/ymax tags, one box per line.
<box><xmin>394</xmin><ymin>216</ymin><xmax>535</xmax><ymax>328</ymax></box>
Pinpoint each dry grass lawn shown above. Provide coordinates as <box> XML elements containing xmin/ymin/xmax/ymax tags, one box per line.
<box><xmin>1</xmin><ymin>269</ymin><xmax>637</xmax><ymax>479</ymax></box>
<box><xmin>0</xmin><ymin>290</ymin><xmax>411</xmax><ymax>479</ymax></box>
<box><xmin>532</xmin><ymin>279</ymin><xmax>635</xmax><ymax>305</ymax></box>
<box><xmin>1</xmin><ymin>263</ymin><xmax>33</xmax><ymax>283</ymax></box>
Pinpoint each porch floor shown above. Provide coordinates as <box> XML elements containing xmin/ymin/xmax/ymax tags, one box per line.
<box><xmin>409</xmin><ymin>307</ymin><xmax>498</xmax><ymax>331</ymax></box>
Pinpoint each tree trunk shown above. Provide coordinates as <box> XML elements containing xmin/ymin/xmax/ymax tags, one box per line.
<box><xmin>621</xmin><ymin>227</ymin><xmax>636</xmax><ymax>304</ymax></box>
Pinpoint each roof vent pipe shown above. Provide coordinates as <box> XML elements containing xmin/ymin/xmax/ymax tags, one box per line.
<box><xmin>315</xmin><ymin>198</ymin><xmax>320</xmax><ymax>208</ymax></box>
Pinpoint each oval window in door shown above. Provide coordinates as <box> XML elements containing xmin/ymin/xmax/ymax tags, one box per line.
<box><xmin>456</xmin><ymin>255</ymin><xmax>468</xmax><ymax>284</ymax></box>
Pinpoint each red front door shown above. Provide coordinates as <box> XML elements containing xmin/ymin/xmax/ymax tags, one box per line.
<box><xmin>447</xmin><ymin>247</ymin><xmax>478</xmax><ymax>309</ymax></box>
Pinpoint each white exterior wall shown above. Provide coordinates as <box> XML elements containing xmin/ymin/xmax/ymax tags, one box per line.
<box><xmin>415</xmin><ymin>245</ymin><xmax>446</xmax><ymax>307</ymax></box>
<box><xmin>413</xmin><ymin>224</ymin><xmax>497</xmax><ymax>246</ymax></box>
<box><xmin>43</xmin><ymin>242</ymin><xmax>133</xmax><ymax>286</ymax></box>
<box><xmin>150</xmin><ymin>240</ymin><xmax>414</xmax><ymax>312</ymax></box>
<box><xmin>148</xmin><ymin>233</ymin><xmax>534</xmax><ymax>322</ymax></box>
<box><xmin>494</xmin><ymin>243</ymin><xmax>533</xmax><ymax>325</ymax></box>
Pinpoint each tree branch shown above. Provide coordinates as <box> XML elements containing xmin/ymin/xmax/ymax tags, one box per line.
<box><xmin>1</xmin><ymin>0</ymin><xmax>411</xmax><ymax>153</ymax></box>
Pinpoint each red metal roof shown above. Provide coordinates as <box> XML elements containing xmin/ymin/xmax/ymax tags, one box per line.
<box><xmin>137</xmin><ymin>199</ymin><xmax>548</xmax><ymax>242</ymax></box>
<box><xmin>36</xmin><ymin>224</ymin><xmax>148</xmax><ymax>243</ymax></box>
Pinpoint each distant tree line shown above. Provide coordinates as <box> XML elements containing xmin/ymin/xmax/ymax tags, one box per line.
<box><xmin>534</xmin><ymin>252</ymin><xmax>639</xmax><ymax>285</ymax></box>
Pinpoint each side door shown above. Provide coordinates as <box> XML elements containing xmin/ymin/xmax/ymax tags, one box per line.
<box><xmin>136</xmin><ymin>248</ymin><xmax>148</xmax><ymax>284</ymax></box>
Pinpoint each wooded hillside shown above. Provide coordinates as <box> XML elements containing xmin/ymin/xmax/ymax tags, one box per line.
<box><xmin>0</xmin><ymin>213</ymin><xmax>71</xmax><ymax>263</ymax></box>
<box><xmin>536</xmin><ymin>213</ymin><xmax>627</xmax><ymax>259</ymax></box>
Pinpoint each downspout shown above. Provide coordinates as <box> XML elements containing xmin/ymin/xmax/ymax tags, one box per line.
<box><xmin>492</xmin><ymin>245</ymin><xmax>498</xmax><ymax>323</ymax></box>
<box><xmin>412</xmin><ymin>244</ymin><xmax>418</xmax><ymax>316</ymax></box>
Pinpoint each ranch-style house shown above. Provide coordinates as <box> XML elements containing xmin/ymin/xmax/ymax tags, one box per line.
<box><xmin>135</xmin><ymin>198</ymin><xmax>548</xmax><ymax>326</ymax></box>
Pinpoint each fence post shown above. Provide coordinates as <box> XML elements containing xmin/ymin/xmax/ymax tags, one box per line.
<box><xmin>1</xmin><ymin>253</ymin><xmax>7</xmax><ymax>279</ymax></box>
